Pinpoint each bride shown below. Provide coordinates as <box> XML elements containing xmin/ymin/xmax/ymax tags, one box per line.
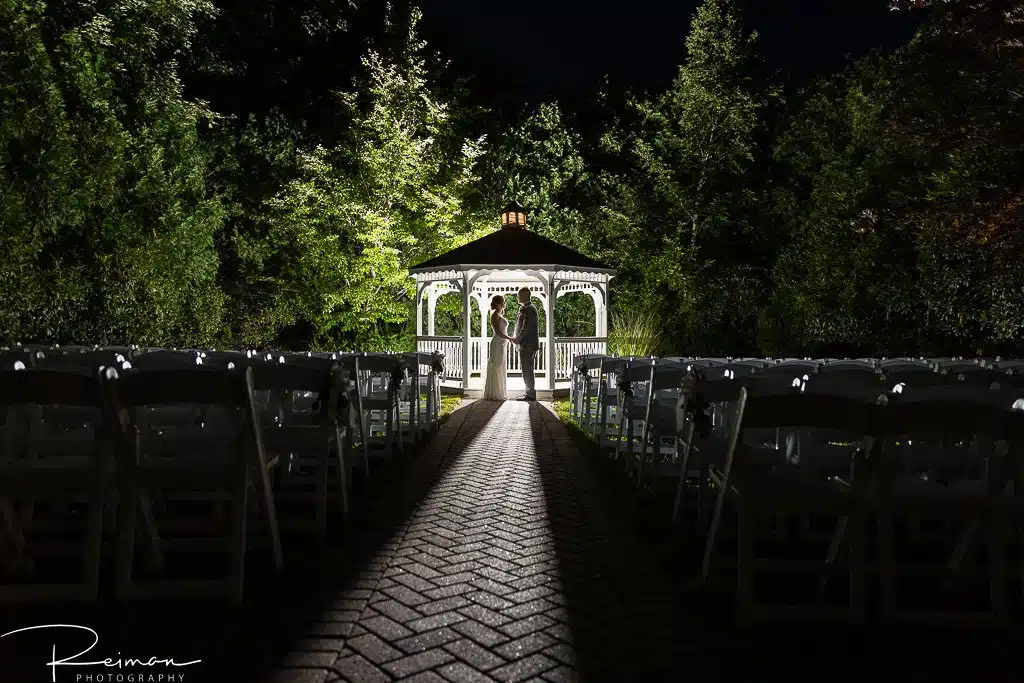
<box><xmin>483</xmin><ymin>295</ymin><xmax>514</xmax><ymax>401</ymax></box>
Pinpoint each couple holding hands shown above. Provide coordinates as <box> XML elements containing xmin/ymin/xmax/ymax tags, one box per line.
<box><xmin>483</xmin><ymin>287</ymin><xmax>538</xmax><ymax>402</ymax></box>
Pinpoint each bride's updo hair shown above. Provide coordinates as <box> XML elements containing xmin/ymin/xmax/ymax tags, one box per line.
<box><xmin>490</xmin><ymin>295</ymin><xmax>505</xmax><ymax>311</ymax></box>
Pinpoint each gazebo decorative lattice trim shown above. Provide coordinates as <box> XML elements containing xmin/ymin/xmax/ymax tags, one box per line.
<box><xmin>409</xmin><ymin>207</ymin><xmax>615</xmax><ymax>397</ymax></box>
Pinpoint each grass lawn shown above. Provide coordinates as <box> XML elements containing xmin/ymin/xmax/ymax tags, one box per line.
<box><xmin>438</xmin><ymin>394</ymin><xmax>462</xmax><ymax>420</ymax></box>
<box><xmin>411</xmin><ymin>393</ymin><xmax>462</xmax><ymax>421</ymax></box>
<box><xmin>549</xmin><ymin>396</ymin><xmax>690</xmax><ymax>563</ymax></box>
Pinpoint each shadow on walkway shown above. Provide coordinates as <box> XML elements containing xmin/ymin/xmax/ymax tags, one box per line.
<box><xmin>526</xmin><ymin>401</ymin><xmax>718</xmax><ymax>680</ymax></box>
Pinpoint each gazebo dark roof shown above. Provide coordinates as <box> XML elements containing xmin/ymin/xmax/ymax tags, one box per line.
<box><xmin>409</xmin><ymin>229</ymin><xmax>612</xmax><ymax>272</ymax></box>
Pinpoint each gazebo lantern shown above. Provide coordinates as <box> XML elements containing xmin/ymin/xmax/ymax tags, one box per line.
<box><xmin>501</xmin><ymin>201</ymin><xmax>527</xmax><ymax>228</ymax></box>
<box><xmin>409</xmin><ymin>204</ymin><xmax>615</xmax><ymax>399</ymax></box>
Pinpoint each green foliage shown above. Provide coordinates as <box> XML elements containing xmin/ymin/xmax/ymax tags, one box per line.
<box><xmin>554</xmin><ymin>293</ymin><xmax>596</xmax><ymax>338</ymax></box>
<box><xmin>770</xmin><ymin>0</ymin><xmax>1024</xmax><ymax>354</ymax></box>
<box><xmin>608</xmin><ymin>305</ymin><xmax>662</xmax><ymax>357</ymax></box>
<box><xmin>599</xmin><ymin>0</ymin><xmax>778</xmax><ymax>354</ymax></box>
<box><xmin>1</xmin><ymin>0</ymin><xmax>1020</xmax><ymax>358</ymax></box>
<box><xmin>484</xmin><ymin>102</ymin><xmax>590</xmax><ymax>252</ymax></box>
<box><xmin>0</xmin><ymin>0</ymin><xmax>225</xmax><ymax>347</ymax></box>
<box><xmin>228</xmin><ymin>7</ymin><xmax>492</xmax><ymax>351</ymax></box>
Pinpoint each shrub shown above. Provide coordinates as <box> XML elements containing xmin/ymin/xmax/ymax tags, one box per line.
<box><xmin>608</xmin><ymin>304</ymin><xmax>662</xmax><ymax>357</ymax></box>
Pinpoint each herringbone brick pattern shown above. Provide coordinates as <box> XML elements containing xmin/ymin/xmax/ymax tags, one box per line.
<box><xmin>263</xmin><ymin>399</ymin><xmax>708</xmax><ymax>683</ymax></box>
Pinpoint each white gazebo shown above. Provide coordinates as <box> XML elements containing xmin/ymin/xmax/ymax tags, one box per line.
<box><xmin>409</xmin><ymin>202</ymin><xmax>616</xmax><ymax>398</ymax></box>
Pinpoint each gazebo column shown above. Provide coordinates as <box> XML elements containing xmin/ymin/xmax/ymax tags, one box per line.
<box><xmin>461</xmin><ymin>276</ymin><xmax>471</xmax><ymax>392</ymax></box>
<box><xmin>546</xmin><ymin>280</ymin><xmax>558</xmax><ymax>391</ymax></box>
<box><xmin>415</xmin><ymin>281</ymin><xmax>425</xmax><ymax>338</ymax></box>
<box><xmin>597</xmin><ymin>282</ymin><xmax>609</xmax><ymax>338</ymax></box>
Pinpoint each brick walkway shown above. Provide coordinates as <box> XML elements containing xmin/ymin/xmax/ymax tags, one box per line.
<box><xmin>262</xmin><ymin>399</ymin><xmax>710</xmax><ymax>683</ymax></box>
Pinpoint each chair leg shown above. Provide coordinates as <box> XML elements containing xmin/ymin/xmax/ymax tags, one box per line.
<box><xmin>315</xmin><ymin>446</ymin><xmax>328</xmax><ymax>545</ymax></box>
<box><xmin>697</xmin><ymin>465</ymin><xmax>711</xmax><ymax>529</ymax></box>
<box><xmin>18</xmin><ymin>488</ymin><xmax>35</xmax><ymax>532</ymax></box>
<box><xmin>426</xmin><ymin>383</ymin><xmax>433</xmax><ymax>434</ymax></box>
<box><xmin>138</xmin><ymin>492</ymin><xmax>165</xmax><ymax>574</ymax></box>
<box><xmin>626</xmin><ymin>416</ymin><xmax>635</xmax><ymax>467</ymax></box>
<box><xmin>988</xmin><ymin>506</ymin><xmax>1008</xmax><ymax>624</ymax></box>
<box><xmin>247</xmin><ymin>451</ymin><xmax>283</xmax><ymax>575</ymax></box>
<box><xmin>386</xmin><ymin>409</ymin><xmax>394</xmax><ymax>460</ymax></box>
<box><xmin>226</xmin><ymin>474</ymin><xmax>249</xmax><ymax>605</ymax></box>
<box><xmin>413</xmin><ymin>391</ymin><xmax>420</xmax><ymax>443</ymax></box>
<box><xmin>614</xmin><ymin>415</ymin><xmax>626</xmax><ymax>463</ymax></box>
<box><xmin>357</xmin><ymin>410</ymin><xmax>370</xmax><ymax>477</ymax></box>
<box><xmin>824</xmin><ymin>516</ymin><xmax>848</xmax><ymax>569</ymax></box>
<box><xmin>114</xmin><ymin>479</ymin><xmax>140</xmax><ymax>600</ymax></box>
<box><xmin>1020</xmin><ymin>509</ymin><xmax>1024</xmax><ymax>598</ymax></box>
<box><xmin>0</xmin><ymin>497</ymin><xmax>28</xmax><ymax>574</ymax></box>
<box><xmin>360</xmin><ymin>413</ymin><xmax>370</xmax><ymax>477</ymax></box>
<box><xmin>877</xmin><ymin>502</ymin><xmax>897</xmax><ymax>621</ymax></box>
<box><xmin>736</xmin><ymin>499</ymin><xmax>753</xmax><ymax>628</ymax></box>
<box><xmin>848</xmin><ymin>508</ymin><xmax>867</xmax><ymax>624</ymax></box>
<box><xmin>335</xmin><ymin>428</ymin><xmax>349</xmax><ymax>521</ymax></box>
<box><xmin>946</xmin><ymin>519</ymin><xmax>978</xmax><ymax>577</ymax></box>
<box><xmin>81</xmin><ymin>476</ymin><xmax>108</xmax><ymax>599</ymax></box>
<box><xmin>103</xmin><ymin>489</ymin><xmax>119</xmax><ymax>541</ymax></box>
<box><xmin>636</xmin><ymin>423</ymin><xmax>651</xmax><ymax>491</ymax></box>
<box><xmin>583</xmin><ymin>389</ymin><xmax>593</xmax><ymax>434</ymax></box>
<box><xmin>701</xmin><ymin>480</ymin><xmax>729</xmax><ymax>582</ymax></box>
<box><xmin>671</xmin><ymin>424</ymin><xmax>695</xmax><ymax>526</ymax></box>
<box><xmin>394</xmin><ymin>400</ymin><xmax>404</xmax><ymax>454</ymax></box>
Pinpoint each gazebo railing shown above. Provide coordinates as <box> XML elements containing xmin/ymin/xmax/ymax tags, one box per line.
<box><xmin>554</xmin><ymin>337</ymin><xmax>607</xmax><ymax>379</ymax></box>
<box><xmin>418</xmin><ymin>337</ymin><xmax>463</xmax><ymax>380</ymax></box>
<box><xmin>416</xmin><ymin>335</ymin><xmax>607</xmax><ymax>386</ymax></box>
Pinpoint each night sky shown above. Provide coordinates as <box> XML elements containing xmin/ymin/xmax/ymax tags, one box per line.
<box><xmin>414</xmin><ymin>0</ymin><xmax>926</xmax><ymax>111</ymax></box>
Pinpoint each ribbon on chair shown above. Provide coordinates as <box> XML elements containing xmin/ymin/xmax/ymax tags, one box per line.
<box><xmin>313</xmin><ymin>365</ymin><xmax>351</xmax><ymax>426</ymax></box>
<box><xmin>616</xmin><ymin>374</ymin><xmax>633</xmax><ymax>399</ymax></box>
<box><xmin>431</xmin><ymin>357</ymin><xmax>445</xmax><ymax>375</ymax></box>
<box><xmin>680</xmin><ymin>370</ymin><xmax>712</xmax><ymax>438</ymax></box>
<box><xmin>389</xmin><ymin>362</ymin><xmax>406</xmax><ymax>395</ymax></box>
<box><xmin>577</xmin><ymin>364</ymin><xmax>592</xmax><ymax>395</ymax></box>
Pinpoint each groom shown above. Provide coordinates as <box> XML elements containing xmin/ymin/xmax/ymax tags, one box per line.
<box><xmin>511</xmin><ymin>287</ymin><xmax>539</xmax><ymax>401</ymax></box>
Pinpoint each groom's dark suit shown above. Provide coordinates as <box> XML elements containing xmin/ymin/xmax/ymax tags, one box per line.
<box><xmin>514</xmin><ymin>301</ymin><xmax>539</xmax><ymax>399</ymax></box>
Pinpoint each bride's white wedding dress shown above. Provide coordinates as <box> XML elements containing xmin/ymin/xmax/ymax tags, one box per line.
<box><xmin>482</xmin><ymin>316</ymin><xmax>508</xmax><ymax>401</ymax></box>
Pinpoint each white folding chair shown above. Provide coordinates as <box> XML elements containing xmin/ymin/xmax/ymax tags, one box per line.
<box><xmin>398</xmin><ymin>352</ymin><xmax>439</xmax><ymax>445</ymax></box>
<box><xmin>593</xmin><ymin>357</ymin><xmax>630</xmax><ymax>451</ymax></box>
<box><xmin>274</xmin><ymin>353</ymin><xmax>370</xmax><ymax>479</ymax></box>
<box><xmin>571</xmin><ymin>353</ymin><xmax>606</xmax><ymax>427</ymax></box>
<box><xmin>700</xmin><ymin>389</ymin><xmax>879</xmax><ymax>625</ymax></box>
<box><xmin>614</xmin><ymin>359</ymin><xmax>655</xmax><ymax>478</ymax></box>
<box><xmin>249</xmin><ymin>362</ymin><xmax>351</xmax><ymax>544</ymax></box>
<box><xmin>105</xmin><ymin>366</ymin><xmax>283</xmax><ymax>604</ymax></box>
<box><xmin>672</xmin><ymin>375</ymin><xmax>803</xmax><ymax>528</ymax></box>
<box><xmin>635</xmin><ymin>363</ymin><xmax>688</xmax><ymax>491</ymax></box>
<box><xmin>0</xmin><ymin>369</ymin><xmax>113</xmax><ymax>601</ymax></box>
<box><xmin>338</xmin><ymin>354</ymin><xmax>370</xmax><ymax>476</ymax></box>
<box><xmin>873</xmin><ymin>395</ymin><xmax>1013</xmax><ymax>625</ymax></box>
<box><xmin>357</xmin><ymin>354</ymin><xmax>405</xmax><ymax>461</ymax></box>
